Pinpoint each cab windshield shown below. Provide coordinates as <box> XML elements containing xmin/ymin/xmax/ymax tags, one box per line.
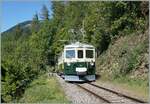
<box><xmin>78</xmin><ymin>50</ymin><xmax>83</xmax><ymax>58</ymax></box>
<box><xmin>86</xmin><ymin>50</ymin><xmax>93</xmax><ymax>58</ymax></box>
<box><xmin>66</xmin><ymin>50</ymin><xmax>75</xmax><ymax>58</ymax></box>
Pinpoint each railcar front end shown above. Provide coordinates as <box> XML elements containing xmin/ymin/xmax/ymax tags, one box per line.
<box><xmin>62</xmin><ymin>42</ymin><xmax>96</xmax><ymax>82</ymax></box>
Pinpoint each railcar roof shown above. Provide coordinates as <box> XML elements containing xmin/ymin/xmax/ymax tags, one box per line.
<box><xmin>64</xmin><ymin>42</ymin><xmax>94</xmax><ymax>48</ymax></box>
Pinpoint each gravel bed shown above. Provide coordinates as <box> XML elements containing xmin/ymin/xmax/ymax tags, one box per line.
<box><xmin>55</xmin><ymin>75</ymin><xmax>105</xmax><ymax>104</ymax></box>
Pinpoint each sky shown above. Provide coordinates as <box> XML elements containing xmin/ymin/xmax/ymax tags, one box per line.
<box><xmin>1</xmin><ymin>0</ymin><xmax>52</xmax><ymax>32</ymax></box>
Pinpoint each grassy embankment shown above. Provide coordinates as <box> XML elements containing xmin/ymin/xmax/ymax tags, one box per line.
<box><xmin>96</xmin><ymin>30</ymin><xmax>149</xmax><ymax>100</ymax></box>
<box><xmin>98</xmin><ymin>75</ymin><xmax>148</xmax><ymax>100</ymax></box>
<box><xmin>19</xmin><ymin>74</ymin><xmax>69</xmax><ymax>103</ymax></box>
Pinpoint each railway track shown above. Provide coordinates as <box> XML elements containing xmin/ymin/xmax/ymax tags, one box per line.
<box><xmin>88</xmin><ymin>83</ymin><xmax>147</xmax><ymax>103</ymax></box>
<box><xmin>76</xmin><ymin>83</ymin><xmax>147</xmax><ymax>103</ymax></box>
<box><xmin>77</xmin><ymin>84</ymin><xmax>111</xmax><ymax>103</ymax></box>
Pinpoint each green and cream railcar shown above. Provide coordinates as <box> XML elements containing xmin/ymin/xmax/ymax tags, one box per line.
<box><xmin>58</xmin><ymin>42</ymin><xmax>96</xmax><ymax>81</ymax></box>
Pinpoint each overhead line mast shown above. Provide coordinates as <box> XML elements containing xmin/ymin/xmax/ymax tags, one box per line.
<box><xmin>81</xmin><ymin>20</ymin><xmax>86</xmax><ymax>43</ymax></box>
<box><xmin>59</xmin><ymin>20</ymin><xmax>86</xmax><ymax>44</ymax></box>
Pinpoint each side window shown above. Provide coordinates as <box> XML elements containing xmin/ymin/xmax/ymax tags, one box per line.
<box><xmin>78</xmin><ymin>50</ymin><xmax>83</xmax><ymax>58</ymax></box>
<box><xmin>86</xmin><ymin>50</ymin><xmax>93</xmax><ymax>58</ymax></box>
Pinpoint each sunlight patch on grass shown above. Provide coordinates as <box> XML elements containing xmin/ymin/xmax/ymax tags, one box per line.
<box><xmin>19</xmin><ymin>74</ymin><xmax>69</xmax><ymax>103</ymax></box>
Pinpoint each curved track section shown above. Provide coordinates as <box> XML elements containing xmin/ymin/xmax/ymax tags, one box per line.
<box><xmin>76</xmin><ymin>83</ymin><xmax>147</xmax><ymax>103</ymax></box>
<box><xmin>88</xmin><ymin>83</ymin><xmax>147</xmax><ymax>103</ymax></box>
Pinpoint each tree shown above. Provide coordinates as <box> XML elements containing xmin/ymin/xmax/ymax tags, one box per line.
<box><xmin>31</xmin><ymin>13</ymin><xmax>39</xmax><ymax>33</ymax></box>
<box><xmin>40</xmin><ymin>5</ymin><xmax>49</xmax><ymax>21</ymax></box>
<box><xmin>14</xmin><ymin>24</ymin><xmax>23</xmax><ymax>39</ymax></box>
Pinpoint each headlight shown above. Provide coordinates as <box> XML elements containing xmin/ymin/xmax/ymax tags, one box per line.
<box><xmin>67</xmin><ymin>62</ymin><xmax>71</xmax><ymax>66</ymax></box>
<box><xmin>90</xmin><ymin>62</ymin><xmax>94</xmax><ymax>66</ymax></box>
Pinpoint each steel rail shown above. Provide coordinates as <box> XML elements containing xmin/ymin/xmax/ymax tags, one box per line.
<box><xmin>77</xmin><ymin>84</ymin><xmax>111</xmax><ymax>103</ymax></box>
<box><xmin>88</xmin><ymin>83</ymin><xmax>147</xmax><ymax>103</ymax></box>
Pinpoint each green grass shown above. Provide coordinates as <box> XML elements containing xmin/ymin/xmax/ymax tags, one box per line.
<box><xmin>98</xmin><ymin>74</ymin><xmax>149</xmax><ymax>100</ymax></box>
<box><xmin>19</xmin><ymin>74</ymin><xmax>69</xmax><ymax>103</ymax></box>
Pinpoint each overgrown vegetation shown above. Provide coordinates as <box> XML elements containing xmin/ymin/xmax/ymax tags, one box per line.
<box><xmin>97</xmin><ymin>30</ymin><xmax>149</xmax><ymax>99</ymax></box>
<box><xmin>97</xmin><ymin>30</ymin><xmax>148</xmax><ymax>77</ymax></box>
<box><xmin>19</xmin><ymin>74</ymin><xmax>69</xmax><ymax>103</ymax></box>
<box><xmin>1</xmin><ymin>1</ymin><xmax>148</xmax><ymax>102</ymax></box>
